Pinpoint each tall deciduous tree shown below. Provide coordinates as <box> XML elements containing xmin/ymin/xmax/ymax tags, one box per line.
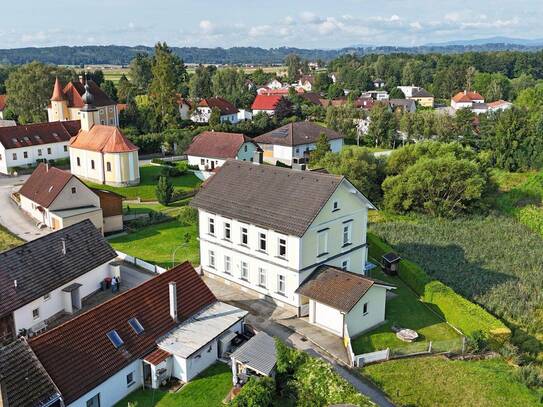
<box><xmin>212</xmin><ymin>68</ymin><xmax>254</xmax><ymax>109</ymax></box>
<box><xmin>189</xmin><ymin>65</ymin><xmax>214</xmax><ymax>99</ymax></box>
<box><xmin>129</xmin><ymin>53</ymin><xmax>153</xmax><ymax>94</ymax></box>
<box><xmin>366</xmin><ymin>102</ymin><xmax>396</xmax><ymax>148</ymax></box>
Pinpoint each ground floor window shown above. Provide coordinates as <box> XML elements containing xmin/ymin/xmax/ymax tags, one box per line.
<box><xmin>126</xmin><ymin>371</ymin><xmax>135</xmax><ymax>387</ymax></box>
<box><xmin>241</xmin><ymin>261</ymin><xmax>249</xmax><ymax>281</ymax></box>
<box><xmin>209</xmin><ymin>250</ymin><xmax>216</xmax><ymax>268</ymax></box>
<box><xmin>32</xmin><ymin>308</ymin><xmax>39</xmax><ymax>320</ymax></box>
<box><xmin>277</xmin><ymin>274</ymin><xmax>286</xmax><ymax>295</ymax></box>
<box><xmin>258</xmin><ymin>267</ymin><xmax>266</xmax><ymax>287</ymax></box>
<box><xmin>86</xmin><ymin>393</ymin><xmax>100</xmax><ymax>407</ymax></box>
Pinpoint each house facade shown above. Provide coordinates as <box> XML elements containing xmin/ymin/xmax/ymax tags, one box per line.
<box><xmin>185</xmin><ymin>131</ymin><xmax>260</xmax><ymax>171</ymax></box>
<box><xmin>0</xmin><ymin>220</ymin><xmax>118</xmax><ymax>341</ymax></box>
<box><xmin>251</xmin><ymin>95</ymin><xmax>283</xmax><ymax>116</ymax></box>
<box><xmin>0</xmin><ymin>120</ymin><xmax>80</xmax><ymax>174</ymax></box>
<box><xmin>29</xmin><ymin>263</ymin><xmax>247</xmax><ymax>407</ymax></box>
<box><xmin>190</xmin><ymin>160</ymin><xmax>376</xmax><ymax>315</ymax></box>
<box><xmin>190</xmin><ymin>97</ymin><xmax>239</xmax><ymax>124</ymax></box>
<box><xmin>253</xmin><ymin>122</ymin><xmax>344</xmax><ymax>165</ymax></box>
<box><xmin>47</xmin><ymin>76</ymin><xmax>119</xmax><ymax>126</ymax></box>
<box><xmin>451</xmin><ymin>90</ymin><xmax>485</xmax><ymax>110</ymax></box>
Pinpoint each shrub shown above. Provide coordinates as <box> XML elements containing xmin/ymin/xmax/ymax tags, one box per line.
<box><xmin>159</xmin><ymin>165</ymin><xmax>184</xmax><ymax>177</ymax></box>
<box><xmin>229</xmin><ymin>377</ymin><xmax>275</xmax><ymax>407</ymax></box>
<box><xmin>516</xmin><ymin>364</ymin><xmax>543</xmax><ymax>389</ymax></box>
<box><xmin>155</xmin><ymin>176</ymin><xmax>173</xmax><ymax>205</ymax></box>
<box><xmin>177</xmin><ymin>206</ymin><xmax>198</xmax><ymax>226</ymax></box>
<box><xmin>466</xmin><ymin>330</ymin><xmax>489</xmax><ymax>353</ymax></box>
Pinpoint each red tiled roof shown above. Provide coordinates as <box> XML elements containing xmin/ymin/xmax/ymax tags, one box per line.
<box><xmin>144</xmin><ymin>348</ymin><xmax>171</xmax><ymax>365</ymax></box>
<box><xmin>61</xmin><ymin>80</ymin><xmax>115</xmax><ymax>108</ymax></box>
<box><xmin>0</xmin><ymin>95</ymin><xmax>7</xmax><ymax>111</ymax></box>
<box><xmin>185</xmin><ymin>131</ymin><xmax>258</xmax><ymax>159</ymax></box>
<box><xmin>29</xmin><ymin>262</ymin><xmax>216</xmax><ymax>404</ymax></box>
<box><xmin>18</xmin><ymin>164</ymin><xmax>74</xmax><ymax>208</ymax></box>
<box><xmin>258</xmin><ymin>88</ymin><xmax>304</xmax><ymax>96</ymax></box>
<box><xmin>198</xmin><ymin>97</ymin><xmax>238</xmax><ymax>115</ymax></box>
<box><xmin>0</xmin><ymin>120</ymin><xmax>80</xmax><ymax>150</ymax></box>
<box><xmin>69</xmin><ymin>125</ymin><xmax>138</xmax><ymax>153</ymax></box>
<box><xmin>251</xmin><ymin>95</ymin><xmax>282</xmax><ymax>111</ymax></box>
<box><xmin>50</xmin><ymin>78</ymin><xmax>65</xmax><ymax>102</ymax></box>
<box><xmin>487</xmin><ymin>99</ymin><xmax>510</xmax><ymax>108</ymax></box>
<box><xmin>452</xmin><ymin>91</ymin><xmax>484</xmax><ymax>103</ymax></box>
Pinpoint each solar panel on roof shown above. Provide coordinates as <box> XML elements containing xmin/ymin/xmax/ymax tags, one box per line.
<box><xmin>106</xmin><ymin>330</ymin><xmax>124</xmax><ymax>348</ymax></box>
<box><xmin>128</xmin><ymin>318</ymin><xmax>144</xmax><ymax>335</ymax></box>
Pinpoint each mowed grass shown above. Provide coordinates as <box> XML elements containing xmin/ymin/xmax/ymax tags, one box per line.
<box><xmin>114</xmin><ymin>363</ymin><xmax>232</xmax><ymax>407</ymax></box>
<box><xmin>109</xmin><ymin>220</ymin><xmax>199</xmax><ymax>268</ymax></box>
<box><xmin>362</xmin><ymin>356</ymin><xmax>541</xmax><ymax>407</ymax></box>
<box><xmin>86</xmin><ymin>166</ymin><xmax>201</xmax><ymax>201</ymax></box>
<box><xmin>0</xmin><ymin>225</ymin><xmax>23</xmax><ymax>252</ymax></box>
<box><xmin>351</xmin><ymin>268</ymin><xmax>460</xmax><ymax>354</ymax></box>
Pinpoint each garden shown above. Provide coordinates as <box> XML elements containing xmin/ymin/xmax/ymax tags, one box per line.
<box><xmin>0</xmin><ymin>225</ymin><xmax>22</xmax><ymax>252</ymax></box>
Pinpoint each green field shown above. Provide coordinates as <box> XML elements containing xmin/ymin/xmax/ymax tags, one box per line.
<box><xmin>351</xmin><ymin>268</ymin><xmax>460</xmax><ymax>354</ymax></box>
<box><xmin>114</xmin><ymin>363</ymin><xmax>232</xmax><ymax>407</ymax></box>
<box><xmin>363</xmin><ymin>356</ymin><xmax>541</xmax><ymax>407</ymax></box>
<box><xmin>86</xmin><ymin>166</ymin><xmax>201</xmax><ymax>201</ymax></box>
<box><xmin>109</xmin><ymin>220</ymin><xmax>199</xmax><ymax>268</ymax></box>
<box><xmin>0</xmin><ymin>225</ymin><xmax>22</xmax><ymax>252</ymax></box>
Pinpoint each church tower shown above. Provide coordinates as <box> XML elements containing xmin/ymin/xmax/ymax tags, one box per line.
<box><xmin>49</xmin><ymin>77</ymin><xmax>68</xmax><ymax>121</ymax></box>
<box><xmin>80</xmin><ymin>81</ymin><xmax>98</xmax><ymax>131</ymax></box>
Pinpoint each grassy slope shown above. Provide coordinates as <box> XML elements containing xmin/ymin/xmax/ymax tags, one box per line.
<box><xmin>114</xmin><ymin>363</ymin><xmax>232</xmax><ymax>407</ymax></box>
<box><xmin>86</xmin><ymin>166</ymin><xmax>201</xmax><ymax>201</ymax></box>
<box><xmin>363</xmin><ymin>356</ymin><xmax>541</xmax><ymax>407</ymax></box>
<box><xmin>0</xmin><ymin>225</ymin><xmax>23</xmax><ymax>252</ymax></box>
<box><xmin>109</xmin><ymin>220</ymin><xmax>199</xmax><ymax>268</ymax></box>
<box><xmin>351</xmin><ymin>268</ymin><xmax>460</xmax><ymax>354</ymax></box>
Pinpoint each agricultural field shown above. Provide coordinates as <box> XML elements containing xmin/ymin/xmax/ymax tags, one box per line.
<box><xmin>369</xmin><ymin>213</ymin><xmax>543</xmax><ymax>349</ymax></box>
<box><xmin>363</xmin><ymin>356</ymin><xmax>541</xmax><ymax>407</ymax></box>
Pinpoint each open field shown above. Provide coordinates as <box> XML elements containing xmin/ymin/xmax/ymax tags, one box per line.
<box><xmin>85</xmin><ymin>166</ymin><xmax>201</xmax><ymax>201</ymax></box>
<box><xmin>363</xmin><ymin>356</ymin><xmax>541</xmax><ymax>407</ymax></box>
<box><xmin>114</xmin><ymin>363</ymin><xmax>232</xmax><ymax>407</ymax></box>
<box><xmin>0</xmin><ymin>225</ymin><xmax>23</xmax><ymax>252</ymax></box>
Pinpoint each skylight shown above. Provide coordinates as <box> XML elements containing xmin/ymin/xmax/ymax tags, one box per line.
<box><xmin>128</xmin><ymin>318</ymin><xmax>144</xmax><ymax>335</ymax></box>
<box><xmin>106</xmin><ymin>330</ymin><xmax>124</xmax><ymax>348</ymax></box>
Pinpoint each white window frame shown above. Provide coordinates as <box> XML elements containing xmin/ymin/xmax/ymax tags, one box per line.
<box><xmin>208</xmin><ymin>218</ymin><xmax>215</xmax><ymax>236</ymax></box>
<box><xmin>341</xmin><ymin>259</ymin><xmax>350</xmax><ymax>271</ymax></box>
<box><xmin>277</xmin><ymin>274</ymin><xmax>286</xmax><ymax>295</ymax></box>
<box><xmin>32</xmin><ymin>307</ymin><xmax>40</xmax><ymax>320</ymax></box>
<box><xmin>208</xmin><ymin>250</ymin><xmax>215</xmax><ymax>268</ymax></box>
<box><xmin>278</xmin><ymin>237</ymin><xmax>287</xmax><ymax>258</ymax></box>
<box><xmin>332</xmin><ymin>200</ymin><xmax>340</xmax><ymax>211</ymax></box>
<box><xmin>43</xmin><ymin>293</ymin><xmax>51</xmax><ymax>301</ymax></box>
<box><xmin>258</xmin><ymin>232</ymin><xmax>267</xmax><ymax>252</ymax></box>
<box><xmin>241</xmin><ymin>227</ymin><xmax>248</xmax><ymax>246</ymax></box>
<box><xmin>258</xmin><ymin>267</ymin><xmax>266</xmax><ymax>287</ymax></box>
<box><xmin>317</xmin><ymin>231</ymin><xmax>328</xmax><ymax>256</ymax></box>
<box><xmin>241</xmin><ymin>261</ymin><xmax>249</xmax><ymax>281</ymax></box>
<box><xmin>86</xmin><ymin>393</ymin><xmax>100</xmax><ymax>407</ymax></box>
<box><xmin>224</xmin><ymin>255</ymin><xmax>231</xmax><ymax>274</ymax></box>
<box><xmin>224</xmin><ymin>222</ymin><xmax>231</xmax><ymax>240</ymax></box>
<box><xmin>343</xmin><ymin>224</ymin><xmax>352</xmax><ymax>246</ymax></box>
<box><xmin>126</xmin><ymin>371</ymin><xmax>135</xmax><ymax>387</ymax></box>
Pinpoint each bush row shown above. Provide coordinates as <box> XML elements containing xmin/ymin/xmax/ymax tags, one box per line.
<box><xmin>367</xmin><ymin>232</ymin><xmax>511</xmax><ymax>344</ymax></box>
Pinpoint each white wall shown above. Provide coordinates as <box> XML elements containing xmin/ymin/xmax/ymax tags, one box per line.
<box><xmin>50</xmin><ymin>178</ymin><xmax>101</xmax><ymax>211</ymax></box>
<box><xmin>13</xmin><ymin>262</ymin><xmax>112</xmax><ymax>333</ymax></box>
<box><xmin>70</xmin><ymin>148</ymin><xmax>104</xmax><ymax>184</ymax></box>
<box><xmin>345</xmin><ymin>285</ymin><xmax>388</xmax><ymax>337</ymax></box>
<box><xmin>311</xmin><ymin>300</ymin><xmax>344</xmax><ymax>336</ymax></box>
<box><xmin>67</xmin><ymin>359</ymin><xmax>142</xmax><ymax>407</ymax></box>
<box><xmin>0</xmin><ymin>142</ymin><xmax>69</xmax><ymax>174</ymax></box>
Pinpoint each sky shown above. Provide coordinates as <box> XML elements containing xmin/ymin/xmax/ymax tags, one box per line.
<box><xmin>1</xmin><ymin>0</ymin><xmax>542</xmax><ymax>49</ymax></box>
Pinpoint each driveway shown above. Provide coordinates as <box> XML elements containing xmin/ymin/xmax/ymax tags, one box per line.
<box><xmin>203</xmin><ymin>275</ymin><xmax>395</xmax><ymax>407</ymax></box>
<box><xmin>0</xmin><ymin>175</ymin><xmax>51</xmax><ymax>241</ymax></box>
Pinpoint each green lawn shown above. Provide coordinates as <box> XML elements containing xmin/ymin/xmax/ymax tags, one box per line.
<box><xmin>0</xmin><ymin>225</ymin><xmax>22</xmax><ymax>252</ymax></box>
<box><xmin>109</xmin><ymin>220</ymin><xmax>199</xmax><ymax>268</ymax></box>
<box><xmin>123</xmin><ymin>201</ymin><xmax>192</xmax><ymax>217</ymax></box>
<box><xmin>363</xmin><ymin>356</ymin><xmax>541</xmax><ymax>407</ymax></box>
<box><xmin>351</xmin><ymin>269</ymin><xmax>460</xmax><ymax>354</ymax></box>
<box><xmin>114</xmin><ymin>363</ymin><xmax>232</xmax><ymax>407</ymax></box>
<box><xmin>86</xmin><ymin>166</ymin><xmax>201</xmax><ymax>201</ymax></box>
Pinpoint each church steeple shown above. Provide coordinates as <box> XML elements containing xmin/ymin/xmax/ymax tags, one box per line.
<box><xmin>49</xmin><ymin>77</ymin><xmax>68</xmax><ymax>122</ymax></box>
<box><xmin>51</xmin><ymin>77</ymin><xmax>64</xmax><ymax>102</ymax></box>
<box><xmin>80</xmin><ymin>77</ymin><xmax>98</xmax><ymax>131</ymax></box>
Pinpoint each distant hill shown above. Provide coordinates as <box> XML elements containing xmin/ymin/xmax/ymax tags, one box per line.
<box><xmin>425</xmin><ymin>37</ymin><xmax>543</xmax><ymax>47</ymax></box>
<box><xmin>1</xmin><ymin>42</ymin><xmax>543</xmax><ymax>66</ymax></box>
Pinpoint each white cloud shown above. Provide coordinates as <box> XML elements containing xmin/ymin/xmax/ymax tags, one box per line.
<box><xmin>199</xmin><ymin>20</ymin><xmax>215</xmax><ymax>34</ymax></box>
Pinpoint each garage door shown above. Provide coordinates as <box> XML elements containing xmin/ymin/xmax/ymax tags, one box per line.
<box><xmin>314</xmin><ymin>301</ymin><xmax>343</xmax><ymax>336</ymax></box>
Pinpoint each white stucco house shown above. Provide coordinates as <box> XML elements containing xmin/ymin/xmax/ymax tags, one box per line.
<box><xmin>253</xmin><ymin>121</ymin><xmax>344</xmax><ymax>165</ymax></box>
<box><xmin>251</xmin><ymin>95</ymin><xmax>283</xmax><ymax>116</ymax></box>
<box><xmin>190</xmin><ymin>97</ymin><xmax>240</xmax><ymax>124</ymax></box>
<box><xmin>190</xmin><ymin>160</ymin><xmax>378</xmax><ymax>322</ymax></box>
<box><xmin>185</xmin><ymin>131</ymin><xmax>261</xmax><ymax>171</ymax></box>
<box><xmin>29</xmin><ymin>262</ymin><xmax>247</xmax><ymax>407</ymax></box>
<box><xmin>451</xmin><ymin>90</ymin><xmax>485</xmax><ymax>110</ymax></box>
<box><xmin>0</xmin><ymin>220</ymin><xmax>119</xmax><ymax>342</ymax></box>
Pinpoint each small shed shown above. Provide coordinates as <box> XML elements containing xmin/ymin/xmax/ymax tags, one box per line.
<box><xmin>230</xmin><ymin>332</ymin><xmax>276</xmax><ymax>385</ymax></box>
<box><xmin>382</xmin><ymin>252</ymin><xmax>401</xmax><ymax>276</ymax></box>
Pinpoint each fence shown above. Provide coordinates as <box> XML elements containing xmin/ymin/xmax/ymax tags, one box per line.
<box><xmin>355</xmin><ymin>337</ymin><xmax>466</xmax><ymax>367</ymax></box>
<box><xmin>116</xmin><ymin>251</ymin><xmax>167</xmax><ymax>274</ymax></box>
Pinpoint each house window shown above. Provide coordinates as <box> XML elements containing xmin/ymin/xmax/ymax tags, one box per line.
<box><xmin>101</xmin><ymin>120</ymin><xmax>105</xmax><ymax>125</ymax></box>
<box><xmin>258</xmin><ymin>267</ymin><xmax>266</xmax><ymax>287</ymax></box>
<box><xmin>363</xmin><ymin>302</ymin><xmax>369</xmax><ymax>315</ymax></box>
<box><xmin>277</xmin><ymin>274</ymin><xmax>286</xmax><ymax>295</ymax></box>
<box><xmin>32</xmin><ymin>308</ymin><xmax>39</xmax><ymax>320</ymax></box>
<box><xmin>71</xmin><ymin>187</ymin><xmax>76</xmax><ymax>194</ymax></box>
<box><xmin>278</xmin><ymin>238</ymin><xmax>287</xmax><ymax>258</ymax></box>
<box><xmin>47</xmin><ymin>147</ymin><xmax>51</xmax><ymax>155</ymax></box>
<box><xmin>38</xmin><ymin>149</ymin><xmax>42</xmax><ymax>156</ymax></box>
<box><xmin>208</xmin><ymin>250</ymin><xmax>215</xmax><ymax>268</ymax></box>
<box><xmin>106</xmin><ymin>162</ymin><xmax>111</xmax><ymax>172</ymax></box>
<box><xmin>332</xmin><ymin>200</ymin><xmax>339</xmax><ymax>211</ymax></box>
<box><xmin>342</xmin><ymin>259</ymin><xmax>350</xmax><ymax>271</ymax></box>
<box><xmin>64</xmin><ymin>145</ymin><xmax>68</xmax><ymax>152</ymax></box>
<box><xmin>224</xmin><ymin>222</ymin><xmax>231</xmax><ymax>240</ymax></box>
<box><xmin>0</xmin><ymin>154</ymin><xmax>2</xmax><ymax>160</ymax></box>
<box><xmin>317</xmin><ymin>231</ymin><xmax>328</xmax><ymax>256</ymax></box>
<box><xmin>208</xmin><ymin>218</ymin><xmax>215</xmax><ymax>235</ymax></box>
<box><xmin>224</xmin><ymin>255</ymin><xmax>231</xmax><ymax>274</ymax></box>
<box><xmin>241</xmin><ymin>261</ymin><xmax>249</xmax><ymax>280</ymax></box>
<box><xmin>43</xmin><ymin>293</ymin><xmax>51</xmax><ymax>301</ymax></box>
<box><xmin>126</xmin><ymin>372</ymin><xmax>135</xmax><ymax>387</ymax></box>
<box><xmin>258</xmin><ymin>232</ymin><xmax>267</xmax><ymax>252</ymax></box>
<box><xmin>76</xmin><ymin>157</ymin><xmax>81</xmax><ymax>166</ymax></box>
<box><xmin>86</xmin><ymin>394</ymin><xmax>100</xmax><ymax>407</ymax></box>
<box><xmin>23</xmin><ymin>151</ymin><xmax>28</xmax><ymax>159</ymax></box>
<box><xmin>91</xmin><ymin>160</ymin><xmax>95</xmax><ymax>170</ymax></box>
<box><xmin>109</xmin><ymin>119</ymin><xmax>113</xmax><ymax>125</ymax></box>
<box><xmin>200</xmin><ymin>158</ymin><xmax>205</xmax><ymax>165</ymax></box>
<box><xmin>343</xmin><ymin>224</ymin><xmax>352</xmax><ymax>246</ymax></box>
<box><xmin>109</xmin><ymin>107</ymin><xmax>114</xmax><ymax>113</ymax></box>
<box><xmin>12</xmin><ymin>153</ymin><xmax>17</xmax><ymax>160</ymax></box>
<box><xmin>244</xmin><ymin>145</ymin><xmax>248</xmax><ymax>152</ymax></box>
<box><xmin>241</xmin><ymin>227</ymin><xmax>248</xmax><ymax>245</ymax></box>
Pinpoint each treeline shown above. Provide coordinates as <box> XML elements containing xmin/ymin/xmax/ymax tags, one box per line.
<box><xmin>1</xmin><ymin>44</ymin><xmax>543</xmax><ymax>65</ymax></box>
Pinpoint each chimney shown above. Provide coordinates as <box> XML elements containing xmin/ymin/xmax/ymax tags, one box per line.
<box><xmin>61</xmin><ymin>238</ymin><xmax>66</xmax><ymax>255</ymax></box>
<box><xmin>253</xmin><ymin>150</ymin><xmax>263</xmax><ymax>165</ymax></box>
<box><xmin>79</xmin><ymin>75</ymin><xmax>85</xmax><ymax>84</ymax></box>
<box><xmin>169</xmin><ymin>282</ymin><xmax>178</xmax><ymax>323</ymax></box>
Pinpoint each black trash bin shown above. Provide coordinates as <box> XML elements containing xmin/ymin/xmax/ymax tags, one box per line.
<box><xmin>382</xmin><ymin>252</ymin><xmax>401</xmax><ymax>276</ymax></box>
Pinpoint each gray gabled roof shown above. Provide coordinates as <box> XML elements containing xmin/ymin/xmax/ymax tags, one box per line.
<box><xmin>0</xmin><ymin>220</ymin><xmax>117</xmax><ymax>318</ymax></box>
<box><xmin>230</xmin><ymin>332</ymin><xmax>277</xmax><ymax>376</ymax></box>
<box><xmin>190</xmin><ymin>160</ymin><xmax>345</xmax><ymax>237</ymax></box>
<box><xmin>254</xmin><ymin>122</ymin><xmax>345</xmax><ymax>147</ymax></box>
<box><xmin>0</xmin><ymin>338</ymin><xmax>61</xmax><ymax>407</ymax></box>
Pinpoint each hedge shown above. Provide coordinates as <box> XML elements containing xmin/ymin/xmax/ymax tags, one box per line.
<box><xmin>367</xmin><ymin>232</ymin><xmax>511</xmax><ymax>344</ymax></box>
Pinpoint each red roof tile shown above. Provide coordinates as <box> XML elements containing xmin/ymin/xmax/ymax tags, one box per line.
<box><xmin>185</xmin><ymin>131</ymin><xmax>258</xmax><ymax>159</ymax></box>
<box><xmin>198</xmin><ymin>97</ymin><xmax>238</xmax><ymax>115</ymax></box>
<box><xmin>144</xmin><ymin>348</ymin><xmax>171</xmax><ymax>365</ymax></box>
<box><xmin>18</xmin><ymin>164</ymin><xmax>74</xmax><ymax>208</ymax></box>
<box><xmin>69</xmin><ymin>125</ymin><xmax>138</xmax><ymax>153</ymax></box>
<box><xmin>452</xmin><ymin>91</ymin><xmax>484</xmax><ymax>103</ymax></box>
<box><xmin>29</xmin><ymin>262</ymin><xmax>216</xmax><ymax>404</ymax></box>
<box><xmin>251</xmin><ymin>95</ymin><xmax>283</xmax><ymax>111</ymax></box>
<box><xmin>61</xmin><ymin>80</ymin><xmax>115</xmax><ymax>108</ymax></box>
<box><xmin>0</xmin><ymin>121</ymin><xmax>80</xmax><ymax>150</ymax></box>
<box><xmin>50</xmin><ymin>78</ymin><xmax>65</xmax><ymax>102</ymax></box>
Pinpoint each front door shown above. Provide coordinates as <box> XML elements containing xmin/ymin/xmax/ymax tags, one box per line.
<box><xmin>71</xmin><ymin>288</ymin><xmax>81</xmax><ymax>311</ymax></box>
<box><xmin>143</xmin><ymin>362</ymin><xmax>152</xmax><ymax>387</ymax></box>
